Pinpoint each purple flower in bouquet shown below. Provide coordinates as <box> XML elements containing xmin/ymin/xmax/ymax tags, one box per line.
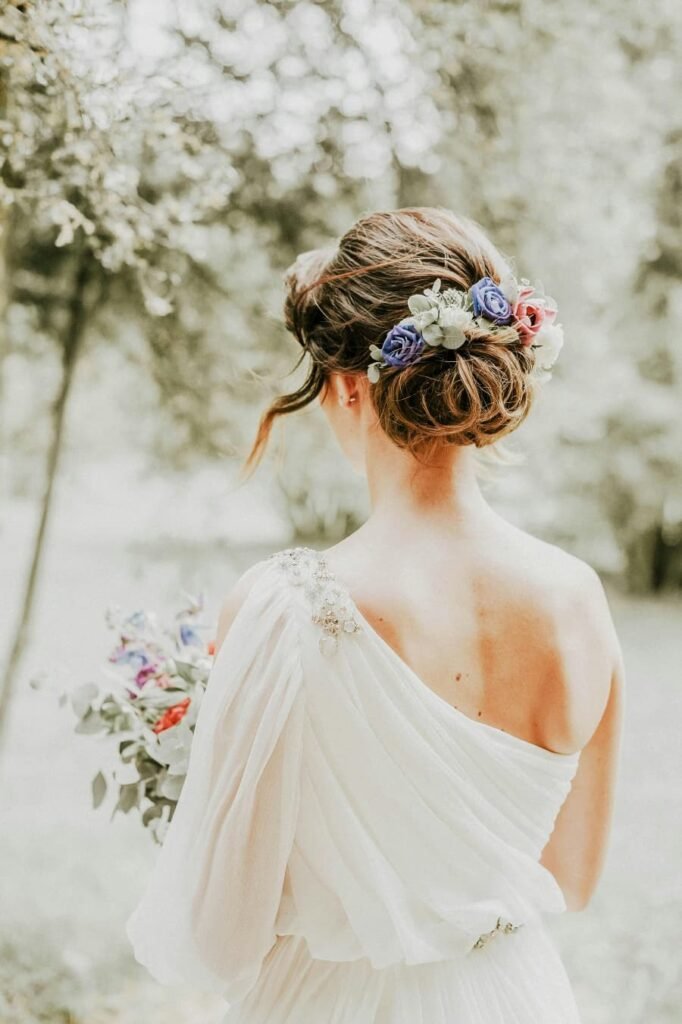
<box><xmin>67</xmin><ymin>592</ymin><xmax>214</xmax><ymax>843</ymax></box>
<box><xmin>109</xmin><ymin>646</ymin><xmax>151</xmax><ymax>671</ymax></box>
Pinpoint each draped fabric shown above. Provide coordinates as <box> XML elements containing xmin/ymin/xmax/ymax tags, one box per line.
<box><xmin>127</xmin><ymin>547</ymin><xmax>583</xmax><ymax>1023</ymax></box>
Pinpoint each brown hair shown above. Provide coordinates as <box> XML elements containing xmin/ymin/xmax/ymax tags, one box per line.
<box><xmin>246</xmin><ymin>207</ymin><xmax>537</xmax><ymax>469</ymax></box>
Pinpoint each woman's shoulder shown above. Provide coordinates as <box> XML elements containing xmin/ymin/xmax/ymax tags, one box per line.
<box><xmin>213</xmin><ymin>551</ymin><xmax>300</xmax><ymax>656</ymax></box>
<box><xmin>501</xmin><ymin>527</ymin><xmax>623</xmax><ymax>739</ymax></box>
<box><xmin>213</xmin><ymin>547</ymin><xmax>322</xmax><ymax>657</ymax></box>
<box><xmin>513</xmin><ymin>529</ymin><xmax>615</xmax><ymax>632</ymax></box>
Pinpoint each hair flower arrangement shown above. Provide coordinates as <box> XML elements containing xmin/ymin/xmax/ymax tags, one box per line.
<box><xmin>367</xmin><ymin>274</ymin><xmax>563</xmax><ymax>384</ymax></box>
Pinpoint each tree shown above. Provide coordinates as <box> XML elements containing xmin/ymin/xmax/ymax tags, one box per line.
<box><xmin>0</xmin><ymin>1</ymin><xmax>240</xmax><ymax>739</ymax></box>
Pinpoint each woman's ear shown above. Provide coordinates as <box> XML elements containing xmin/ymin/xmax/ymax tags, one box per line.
<box><xmin>333</xmin><ymin>373</ymin><xmax>361</xmax><ymax>408</ymax></box>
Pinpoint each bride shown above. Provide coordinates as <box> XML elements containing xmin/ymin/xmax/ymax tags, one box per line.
<box><xmin>126</xmin><ymin>207</ymin><xmax>624</xmax><ymax>1023</ymax></box>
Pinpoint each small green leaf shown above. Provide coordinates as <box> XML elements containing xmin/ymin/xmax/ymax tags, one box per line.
<box><xmin>114</xmin><ymin>783</ymin><xmax>140</xmax><ymax>816</ymax></box>
<box><xmin>408</xmin><ymin>294</ymin><xmax>431</xmax><ymax>315</ymax></box>
<box><xmin>159</xmin><ymin>774</ymin><xmax>185</xmax><ymax>800</ymax></box>
<box><xmin>75</xmin><ymin>709</ymin><xmax>106</xmax><ymax>734</ymax></box>
<box><xmin>369</xmin><ymin>344</ymin><xmax>383</xmax><ymax>360</ymax></box>
<box><xmin>71</xmin><ymin>682</ymin><xmax>99</xmax><ymax>718</ymax></box>
<box><xmin>422</xmin><ymin>324</ymin><xmax>443</xmax><ymax>345</ymax></box>
<box><xmin>367</xmin><ymin>363</ymin><xmax>381</xmax><ymax>383</ymax></box>
<box><xmin>441</xmin><ymin>327</ymin><xmax>467</xmax><ymax>349</ymax></box>
<box><xmin>142</xmin><ymin>804</ymin><xmax>163</xmax><ymax>827</ymax></box>
<box><xmin>413</xmin><ymin>308</ymin><xmax>439</xmax><ymax>330</ymax></box>
<box><xmin>92</xmin><ymin>771</ymin><xmax>107</xmax><ymax>809</ymax></box>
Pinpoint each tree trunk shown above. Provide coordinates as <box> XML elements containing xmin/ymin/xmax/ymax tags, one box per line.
<box><xmin>0</xmin><ymin>259</ymin><xmax>94</xmax><ymax>746</ymax></box>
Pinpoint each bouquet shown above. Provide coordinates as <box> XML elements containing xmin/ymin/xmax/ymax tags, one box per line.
<box><xmin>66</xmin><ymin>592</ymin><xmax>215</xmax><ymax>843</ymax></box>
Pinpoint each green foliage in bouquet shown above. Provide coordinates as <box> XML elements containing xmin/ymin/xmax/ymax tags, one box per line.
<box><xmin>64</xmin><ymin>595</ymin><xmax>214</xmax><ymax>843</ymax></box>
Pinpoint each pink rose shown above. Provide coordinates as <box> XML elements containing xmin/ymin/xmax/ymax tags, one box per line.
<box><xmin>512</xmin><ymin>287</ymin><xmax>556</xmax><ymax>347</ymax></box>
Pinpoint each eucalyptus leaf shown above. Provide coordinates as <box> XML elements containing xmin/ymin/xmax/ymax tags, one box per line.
<box><xmin>413</xmin><ymin>308</ymin><xmax>439</xmax><ymax>330</ymax></box>
<box><xmin>115</xmin><ymin>762</ymin><xmax>141</xmax><ymax>785</ymax></box>
<box><xmin>91</xmin><ymin>771</ymin><xmax>107</xmax><ymax>809</ymax></box>
<box><xmin>407</xmin><ymin>294</ymin><xmax>431</xmax><ymax>314</ymax></box>
<box><xmin>422</xmin><ymin>324</ymin><xmax>443</xmax><ymax>345</ymax></box>
<box><xmin>442</xmin><ymin>327</ymin><xmax>466</xmax><ymax>349</ymax></box>
<box><xmin>142</xmin><ymin>804</ymin><xmax>163</xmax><ymax>827</ymax></box>
<box><xmin>369</xmin><ymin>344</ymin><xmax>383</xmax><ymax>360</ymax></box>
<box><xmin>137</xmin><ymin>757</ymin><xmax>160</xmax><ymax>780</ymax></box>
<box><xmin>172</xmin><ymin>662</ymin><xmax>196</xmax><ymax>684</ymax></box>
<box><xmin>75</xmin><ymin>709</ymin><xmax>106</xmax><ymax>734</ymax></box>
<box><xmin>71</xmin><ymin>681</ymin><xmax>99</xmax><ymax>718</ymax></box>
<box><xmin>159</xmin><ymin>773</ymin><xmax>185</xmax><ymax>800</ymax></box>
<box><xmin>367</xmin><ymin>363</ymin><xmax>381</xmax><ymax>383</ymax></box>
<box><xmin>114</xmin><ymin>783</ymin><xmax>140</xmax><ymax>815</ymax></box>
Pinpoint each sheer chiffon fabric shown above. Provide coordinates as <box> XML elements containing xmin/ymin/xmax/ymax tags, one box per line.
<box><xmin>127</xmin><ymin>547</ymin><xmax>583</xmax><ymax>1023</ymax></box>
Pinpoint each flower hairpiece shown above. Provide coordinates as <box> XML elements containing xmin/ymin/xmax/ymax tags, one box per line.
<box><xmin>367</xmin><ymin>274</ymin><xmax>563</xmax><ymax>384</ymax></box>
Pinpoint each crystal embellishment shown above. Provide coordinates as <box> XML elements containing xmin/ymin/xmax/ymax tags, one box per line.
<box><xmin>270</xmin><ymin>547</ymin><xmax>362</xmax><ymax>656</ymax></box>
<box><xmin>472</xmin><ymin>916</ymin><xmax>523</xmax><ymax>951</ymax></box>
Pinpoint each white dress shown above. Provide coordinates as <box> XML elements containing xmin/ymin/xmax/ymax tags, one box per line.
<box><xmin>126</xmin><ymin>546</ymin><xmax>583</xmax><ymax>1023</ymax></box>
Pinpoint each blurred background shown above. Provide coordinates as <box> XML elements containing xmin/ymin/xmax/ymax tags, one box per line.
<box><xmin>1</xmin><ymin>1</ymin><xmax>681</xmax><ymax>1021</ymax></box>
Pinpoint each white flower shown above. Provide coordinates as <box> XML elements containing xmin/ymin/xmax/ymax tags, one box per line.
<box><xmin>408</xmin><ymin>307</ymin><xmax>439</xmax><ymax>331</ymax></box>
<box><xmin>438</xmin><ymin>306</ymin><xmax>472</xmax><ymax>330</ymax></box>
<box><xmin>437</xmin><ymin>305</ymin><xmax>474</xmax><ymax>349</ymax></box>
<box><xmin>533</xmin><ymin>322</ymin><xmax>564</xmax><ymax>374</ymax></box>
<box><xmin>498</xmin><ymin>271</ymin><xmax>520</xmax><ymax>304</ymax></box>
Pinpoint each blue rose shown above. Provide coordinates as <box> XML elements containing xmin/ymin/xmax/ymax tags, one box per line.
<box><xmin>380</xmin><ymin>322</ymin><xmax>425</xmax><ymax>368</ymax></box>
<box><xmin>469</xmin><ymin>277</ymin><xmax>513</xmax><ymax>325</ymax></box>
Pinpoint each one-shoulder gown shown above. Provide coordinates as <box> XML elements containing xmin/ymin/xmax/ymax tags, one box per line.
<box><xmin>127</xmin><ymin>546</ymin><xmax>583</xmax><ymax>1023</ymax></box>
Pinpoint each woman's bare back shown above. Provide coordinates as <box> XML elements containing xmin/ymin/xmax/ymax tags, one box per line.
<box><xmin>325</xmin><ymin>514</ymin><xmax>624</xmax><ymax>911</ymax></box>
<box><xmin>326</xmin><ymin>516</ymin><xmax>617</xmax><ymax>756</ymax></box>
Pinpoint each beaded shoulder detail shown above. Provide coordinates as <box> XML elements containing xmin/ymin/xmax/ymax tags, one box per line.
<box><xmin>269</xmin><ymin>547</ymin><xmax>362</xmax><ymax>656</ymax></box>
<box><xmin>471</xmin><ymin>916</ymin><xmax>522</xmax><ymax>951</ymax></box>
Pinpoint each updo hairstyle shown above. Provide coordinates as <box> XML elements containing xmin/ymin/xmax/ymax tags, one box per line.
<box><xmin>247</xmin><ymin>207</ymin><xmax>537</xmax><ymax>467</ymax></box>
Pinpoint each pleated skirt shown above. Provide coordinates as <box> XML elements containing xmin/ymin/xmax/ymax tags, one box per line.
<box><xmin>221</xmin><ymin>919</ymin><xmax>582</xmax><ymax>1024</ymax></box>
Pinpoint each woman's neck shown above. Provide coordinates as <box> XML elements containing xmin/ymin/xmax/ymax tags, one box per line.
<box><xmin>362</xmin><ymin>428</ymin><xmax>494</xmax><ymax>533</ymax></box>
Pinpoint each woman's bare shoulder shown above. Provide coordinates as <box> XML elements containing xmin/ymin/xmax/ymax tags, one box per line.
<box><xmin>506</xmin><ymin>527</ymin><xmax>623</xmax><ymax>742</ymax></box>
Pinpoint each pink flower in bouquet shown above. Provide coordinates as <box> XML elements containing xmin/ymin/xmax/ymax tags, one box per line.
<box><xmin>69</xmin><ymin>593</ymin><xmax>212</xmax><ymax>840</ymax></box>
<box><xmin>512</xmin><ymin>287</ymin><xmax>557</xmax><ymax>347</ymax></box>
<box><xmin>152</xmin><ymin>697</ymin><xmax>191</xmax><ymax>734</ymax></box>
<box><xmin>135</xmin><ymin>664</ymin><xmax>159</xmax><ymax>688</ymax></box>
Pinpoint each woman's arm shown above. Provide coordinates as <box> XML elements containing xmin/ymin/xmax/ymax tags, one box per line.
<box><xmin>540</xmin><ymin>595</ymin><xmax>626</xmax><ymax>912</ymax></box>
<box><xmin>126</xmin><ymin>558</ymin><xmax>305</xmax><ymax>999</ymax></box>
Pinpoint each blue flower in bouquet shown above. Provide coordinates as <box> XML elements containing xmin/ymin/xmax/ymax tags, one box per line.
<box><xmin>125</xmin><ymin>610</ymin><xmax>147</xmax><ymax>630</ymax></box>
<box><xmin>179</xmin><ymin>623</ymin><xmax>202</xmax><ymax>648</ymax></box>
<box><xmin>109</xmin><ymin>646</ymin><xmax>151</xmax><ymax>671</ymax></box>
<box><xmin>67</xmin><ymin>594</ymin><xmax>215</xmax><ymax>843</ymax></box>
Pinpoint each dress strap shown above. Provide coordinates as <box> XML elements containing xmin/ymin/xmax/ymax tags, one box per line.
<box><xmin>269</xmin><ymin>547</ymin><xmax>362</xmax><ymax>656</ymax></box>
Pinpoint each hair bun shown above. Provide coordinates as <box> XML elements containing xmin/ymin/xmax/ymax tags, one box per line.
<box><xmin>248</xmin><ymin>208</ymin><xmax>554</xmax><ymax>468</ymax></box>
